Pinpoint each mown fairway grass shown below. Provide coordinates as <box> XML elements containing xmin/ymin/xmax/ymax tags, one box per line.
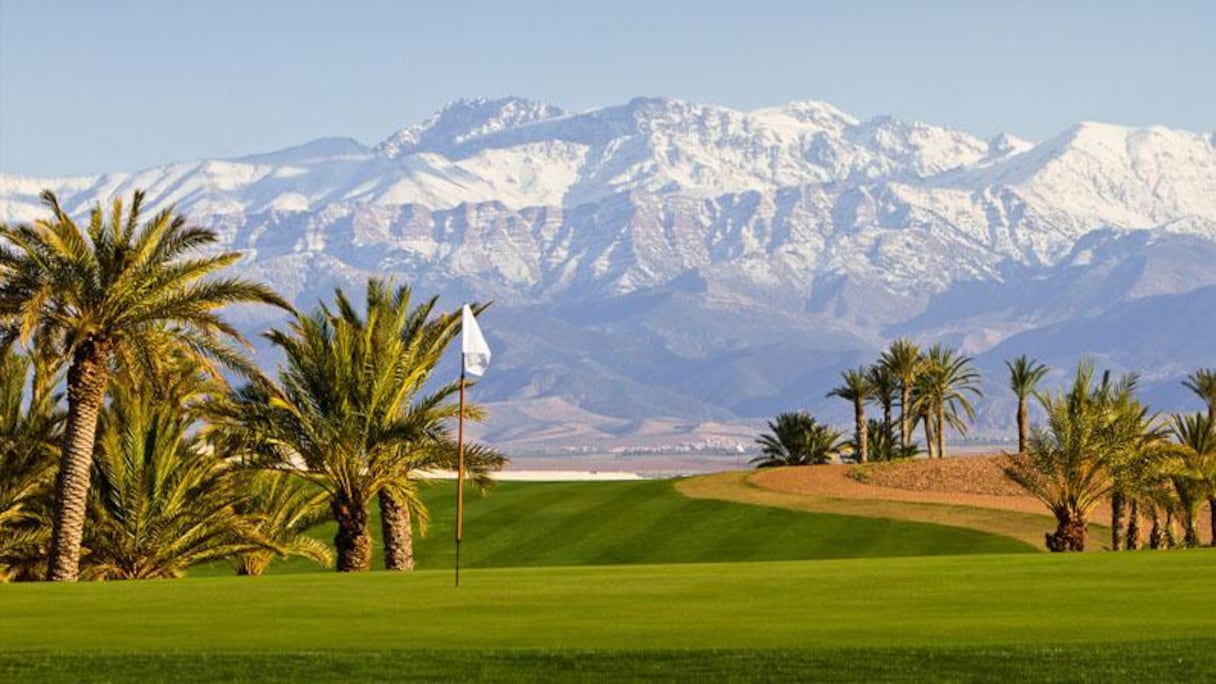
<box><xmin>7</xmin><ymin>479</ymin><xmax>1212</xmax><ymax>681</ymax></box>
<box><xmin>197</xmin><ymin>478</ymin><xmax>1032</xmax><ymax>576</ymax></box>
<box><xmin>2</xmin><ymin>552</ymin><xmax>1215</xmax><ymax>681</ymax></box>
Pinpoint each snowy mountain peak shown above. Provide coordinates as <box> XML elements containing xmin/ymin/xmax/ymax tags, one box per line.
<box><xmin>754</xmin><ymin>99</ymin><xmax>858</xmax><ymax>130</ymax></box>
<box><xmin>375</xmin><ymin>96</ymin><xmax>565</xmax><ymax>159</ymax></box>
<box><xmin>985</xmin><ymin>132</ymin><xmax>1034</xmax><ymax>159</ymax></box>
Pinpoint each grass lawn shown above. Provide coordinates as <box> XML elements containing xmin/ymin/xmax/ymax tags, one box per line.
<box><xmin>196</xmin><ymin>478</ymin><xmax>1033</xmax><ymax>576</ymax></box>
<box><xmin>2</xmin><ymin>551</ymin><xmax>1215</xmax><ymax>681</ymax></box>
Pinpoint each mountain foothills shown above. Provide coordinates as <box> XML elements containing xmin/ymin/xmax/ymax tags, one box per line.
<box><xmin>3</xmin><ymin>96</ymin><xmax>1215</xmax><ymax>452</ymax></box>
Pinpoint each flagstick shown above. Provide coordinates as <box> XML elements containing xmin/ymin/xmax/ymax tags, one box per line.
<box><xmin>455</xmin><ymin>362</ymin><xmax>466</xmax><ymax>587</ymax></box>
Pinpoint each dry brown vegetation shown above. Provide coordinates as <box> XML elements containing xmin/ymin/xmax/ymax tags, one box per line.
<box><xmin>677</xmin><ymin>457</ymin><xmax>1116</xmax><ymax>549</ymax></box>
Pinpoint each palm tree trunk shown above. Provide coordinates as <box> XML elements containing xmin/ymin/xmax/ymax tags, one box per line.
<box><xmin>1017</xmin><ymin>397</ymin><xmax>1029</xmax><ymax>454</ymax></box>
<box><xmin>1110</xmin><ymin>489</ymin><xmax>1126</xmax><ymax>551</ymax></box>
<box><xmin>1164</xmin><ymin>510</ymin><xmax>1178</xmax><ymax>548</ymax></box>
<box><xmin>1046</xmin><ymin>507</ymin><xmax>1087</xmax><ymax>552</ymax></box>
<box><xmin>1149</xmin><ymin>507</ymin><xmax>1165</xmax><ymax>549</ymax></box>
<box><xmin>379</xmin><ymin>490</ymin><xmax>415</xmax><ymax>571</ymax></box>
<box><xmin>331</xmin><ymin>496</ymin><xmax>372</xmax><ymax>572</ymax></box>
<box><xmin>1183</xmin><ymin>509</ymin><xmax>1200</xmax><ymax>548</ymax></box>
<box><xmin>923</xmin><ymin>415</ymin><xmax>935</xmax><ymax>459</ymax></box>
<box><xmin>1126</xmin><ymin>498</ymin><xmax>1141</xmax><ymax>550</ymax></box>
<box><xmin>899</xmin><ymin>386</ymin><xmax>911</xmax><ymax>450</ymax></box>
<box><xmin>47</xmin><ymin>340</ymin><xmax>111</xmax><ymax>582</ymax></box>
<box><xmin>1208</xmin><ymin>496</ymin><xmax>1216</xmax><ymax>547</ymax></box>
<box><xmin>881</xmin><ymin>399</ymin><xmax>892</xmax><ymax>450</ymax></box>
<box><xmin>936</xmin><ymin>404</ymin><xmax>947</xmax><ymax>459</ymax></box>
<box><xmin>854</xmin><ymin>399</ymin><xmax>868</xmax><ymax>463</ymax></box>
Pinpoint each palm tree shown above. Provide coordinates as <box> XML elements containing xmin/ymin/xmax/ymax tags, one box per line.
<box><xmin>1166</xmin><ymin>413</ymin><xmax>1216</xmax><ymax>548</ymax></box>
<box><xmin>84</xmin><ymin>379</ymin><xmax>268</xmax><ymax>580</ymax></box>
<box><xmin>0</xmin><ymin>340</ymin><xmax>63</xmax><ymax>580</ymax></box>
<box><xmin>866</xmin><ymin>364</ymin><xmax>898</xmax><ymax>454</ymax></box>
<box><xmin>1006</xmin><ymin>355</ymin><xmax>1049</xmax><ymax>454</ymax></box>
<box><xmin>1117</xmin><ymin>442</ymin><xmax>1173</xmax><ymax>551</ymax></box>
<box><xmin>234</xmin><ymin>470</ymin><xmax>333</xmax><ymax>576</ymax></box>
<box><xmin>914</xmin><ymin>344</ymin><xmax>983</xmax><ymax>459</ymax></box>
<box><xmin>912</xmin><ymin>373</ymin><xmax>937</xmax><ymax>459</ymax></box>
<box><xmin>1100</xmin><ymin>378</ymin><xmax>1167</xmax><ymax>551</ymax></box>
<box><xmin>379</xmin><ymin>439</ymin><xmax>506</xmax><ymax>571</ymax></box>
<box><xmin>880</xmin><ymin>339</ymin><xmax>922</xmax><ymax>451</ymax></box>
<box><xmin>827</xmin><ymin>368</ymin><xmax>873</xmax><ymax>463</ymax></box>
<box><xmin>1004</xmin><ymin>362</ymin><xmax>1144</xmax><ymax>551</ymax></box>
<box><xmin>0</xmin><ymin>190</ymin><xmax>288</xmax><ymax>581</ymax></box>
<box><xmin>1182</xmin><ymin>369</ymin><xmax>1216</xmax><ymax>423</ymax></box>
<box><xmin>213</xmin><ymin>279</ymin><xmax>472</xmax><ymax>572</ymax></box>
<box><xmin>1180</xmin><ymin>370</ymin><xmax>1216</xmax><ymax>543</ymax></box>
<box><xmin>752</xmin><ymin>412</ymin><xmax>845</xmax><ymax>467</ymax></box>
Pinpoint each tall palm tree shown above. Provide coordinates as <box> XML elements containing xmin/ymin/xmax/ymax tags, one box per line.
<box><xmin>880</xmin><ymin>338</ymin><xmax>922</xmax><ymax>451</ymax></box>
<box><xmin>213</xmin><ymin>279</ymin><xmax>473</xmax><ymax>572</ymax></box>
<box><xmin>867</xmin><ymin>364</ymin><xmax>898</xmax><ymax>454</ymax></box>
<box><xmin>1099</xmin><ymin>376</ymin><xmax>1167</xmax><ymax>551</ymax></box>
<box><xmin>1006</xmin><ymin>355</ymin><xmax>1049</xmax><ymax>454</ymax></box>
<box><xmin>914</xmin><ymin>344</ymin><xmax>983</xmax><ymax>459</ymax></box>
<box><xmin>911</xmin><ymin>372</ymin><xmax>937</xmax><ymax>459</ymax></box>
<box><xmin>1180</xmin><ymin>370</ymin><xmax>1216</xmax><ymax>543</ymax></box>
<box><xmin>1166</xmin><ymin>412</ymin><xmax>1216</xmax><ymax>548</ymax></box>
<box><xmin>1182</xmin><ymin>369</ymin><xmax>1216</xmax><ymax>423</ymax></box>
<box><xmin>1004</xmin><ymin>362</ymin><xmax>1144</xmax><ymax>551</ymax></box>
<box><xmin>752</xmin><ymin>412</ymin><xmax>845</xmax><ymax>467</ymax></box>
<box><xmin>0</xmin><ymin>190</ymin><xmax>288</xmax><ymax>581</ymax></box>
<box><xmin>827</xmin><ymin>367</ymin><xmax>873</xmax><ymax>463</ymax></box>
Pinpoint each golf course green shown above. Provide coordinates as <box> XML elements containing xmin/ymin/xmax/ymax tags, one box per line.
<box><xmin>4</xmin><ymin>478</ymin><xmax>1214</xmax><ymax>682</ymax></box>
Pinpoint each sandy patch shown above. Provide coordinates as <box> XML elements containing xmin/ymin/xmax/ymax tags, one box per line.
<box><xmin>676</xmin><ymin>459</ymin><xmax>1134</xmax><ymax>550</ymax></box>
<box><xmin>753</xmin><ymin>458</ymin><xmax>1052</xmax><ymax>516</ymax></box>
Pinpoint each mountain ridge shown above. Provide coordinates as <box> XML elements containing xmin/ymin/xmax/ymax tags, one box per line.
<box><xmin>2</xmin><ymin>96</ymin><xmax>1214</xmax><ymax>456</ymax></box>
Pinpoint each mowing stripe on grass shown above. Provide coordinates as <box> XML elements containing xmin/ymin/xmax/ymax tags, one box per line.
<box><xmin>197</xmin><ymin>479</ymin><xmax>1032</xmax><ymax>577</ymax></box>
<box><xmin>5</xmin><ymin>551</ymin><xmax>1215</xmax><ymax>653</ymax></box>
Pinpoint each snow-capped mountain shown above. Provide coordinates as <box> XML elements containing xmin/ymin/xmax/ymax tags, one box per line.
<box><xmin>3</xmin><ymin>96</ymin><xmax>1214</xmax><ymax>452</ymax></box>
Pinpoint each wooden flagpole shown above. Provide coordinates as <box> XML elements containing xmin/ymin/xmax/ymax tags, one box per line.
<box><xmin>455</xmin><ymin>363</ymin><xmax>466</xmax><ymax>587</ymax></box>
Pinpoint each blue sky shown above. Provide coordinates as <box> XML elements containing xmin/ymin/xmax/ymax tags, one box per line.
<box><xmin>1</xmin><ymin>0</ymin><xmax>1212</xmax><ymax>176</ymax></box>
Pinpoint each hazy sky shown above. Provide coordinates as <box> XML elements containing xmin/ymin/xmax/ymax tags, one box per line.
<box><xmin>2</xmin><ymin>0</ymin><xmax>1213</xmax><ymax>176</ymax></box>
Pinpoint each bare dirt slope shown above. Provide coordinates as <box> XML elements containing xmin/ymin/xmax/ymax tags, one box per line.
<box><xmin>677</xmin><ymin>456</ymin><xmax>1117</xmax><ymax>550</ymax></box>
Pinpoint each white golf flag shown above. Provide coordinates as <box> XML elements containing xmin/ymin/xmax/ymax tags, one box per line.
<box><xmin>461</xmin><ymin>304</ymin><xmax>491</xmax><ymax>377</ymax></box>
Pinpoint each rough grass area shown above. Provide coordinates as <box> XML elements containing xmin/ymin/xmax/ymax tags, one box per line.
<box><xmin>196</xmin><ymin>479</ymin><xmax>1032</xmax><ymax>576</ymax></box>
<box><xmin>2</xmin><ymin>552</ymin><xmax>1215</xmax><ymax>681</ymax></box>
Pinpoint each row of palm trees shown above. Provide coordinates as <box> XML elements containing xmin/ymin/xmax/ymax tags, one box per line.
<box><xmin>777</xmin><ymin>338</ymin><xmax>1216</xmax><ymax>552</ymax></box>
<box><xmin>1006</xmin><ymin>364</ymin><xmax>1216</xmax><ymax>552</ymax></box>
<box><xmin>827</xmin><ymin>339</ymin><xmax>983</xmax><ymax>462</ymax></box>
<box><xmin>0</xmin><ymin>190</ymin><xmax>502</xmax><ymax>582</ymax></box>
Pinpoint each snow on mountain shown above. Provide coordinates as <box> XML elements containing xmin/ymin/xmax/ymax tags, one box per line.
<box><xmin>375</xmin><ymin>97</ymin><xmax>567</xmax><ymax>159</ymax></box>
<box><xmin>2</xmin><ymin>96</ymin><xmax>1215</xmax><ymax>447</ymax></box>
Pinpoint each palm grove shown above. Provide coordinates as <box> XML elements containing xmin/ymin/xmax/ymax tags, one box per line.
<box><xmin>0</xmin><ymin>191</ymin><xmax>503</xmax><ymax>581</ymax></box>
<box><xmin>755</xmin><ymin>340</ymin><xmax>1216</xmax><ymax>553</ymax></box>
<box><xmin>2</xmin><ymin>192</ymin><xmax>1213</xmax><ymax>582</ymax></box>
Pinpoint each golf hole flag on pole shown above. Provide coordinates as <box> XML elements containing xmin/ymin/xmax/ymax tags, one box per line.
<box><xmin>456</xmin><ymin>304</ymin><xmax>490</xmax><ymax>587</ymax></box>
